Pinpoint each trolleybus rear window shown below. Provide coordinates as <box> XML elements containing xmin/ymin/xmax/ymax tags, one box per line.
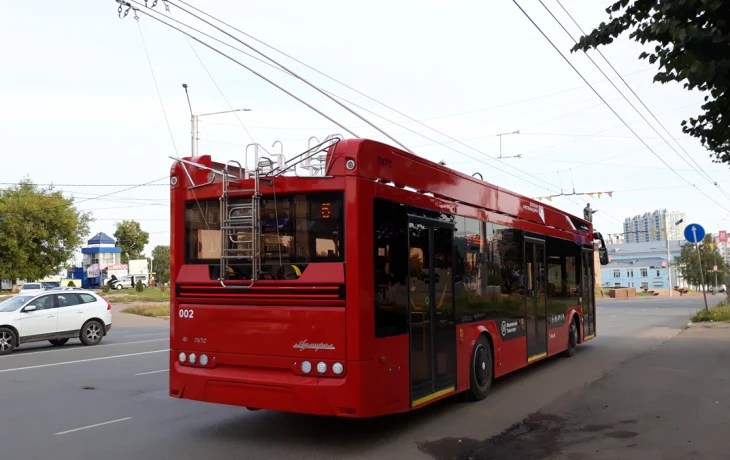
<box><xmin>184</xmin><ymin>192</ymin><xmax>344</xmax><ymax>279</ymax></box>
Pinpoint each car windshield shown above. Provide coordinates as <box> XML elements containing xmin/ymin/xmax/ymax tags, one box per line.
<box><xmin>22</xmin><ymin>284</ymin><xmax>41</xmax><ymax>290</ymax></box>
<box><xmin>0</xmin><ymin>295</ymin><xmax>34</xmax><ymax>312</ymax></box>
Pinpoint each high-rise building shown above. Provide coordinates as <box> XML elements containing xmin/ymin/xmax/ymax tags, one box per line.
<box><xmin>623</xmin><ymin>209</ymin><xmax>686</xmax><ymax>243</ymax></box>
<box><xmin>713</xmin><ymin>230</ymin><xmax>730</xmax><ymax>266</ymax></box>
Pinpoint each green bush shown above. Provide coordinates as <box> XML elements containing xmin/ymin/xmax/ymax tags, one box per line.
<box><xmin>67</xmin><ymin>280</ymin><xmax>76</xmax><ymax>287</ymax></box>
<box><xmin>135</xmin><ymin>280</ymin><xmax>144</xmax><ymax>292</ymax></box>
<box><xmin>101</xmin><ymin>284</ymin><xmax>110</xmax><ymax>293</ymax></box>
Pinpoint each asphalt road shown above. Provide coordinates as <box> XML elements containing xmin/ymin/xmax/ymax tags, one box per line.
<box><xmin>0</xmin><ymin>296</ymin><xmax>724</xmax><ymax>460</ymax></box>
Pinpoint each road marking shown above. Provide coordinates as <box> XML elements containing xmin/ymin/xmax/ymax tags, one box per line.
<box><xmin>7</xmin><ymin>338</ymin><xmax>169</xmax><ymax>358</ymax></box>
<box><xmin>54</xmin><ymin>417</ymin><xmax>132</xmax><ymax>435</ymax></box>
<box><xmin>135</xmin><ymin>368</ymin><xmax>168</xmax><ymax>376</ymax></box>
<box><xmin>120</xmin><ymin>332</ymin><xmax>168</xmax><ymax>338</ymax></box>
<box><xmin>0</xmin><ymin>349</ymin><xmax>168</xmax><ymax>373</ymax></box>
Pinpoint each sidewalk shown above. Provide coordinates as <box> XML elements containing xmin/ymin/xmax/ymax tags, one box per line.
<box><xmin>435</xmin><ymin>323</ymin><xmax>730</xmax><ymax>460</ymax></box>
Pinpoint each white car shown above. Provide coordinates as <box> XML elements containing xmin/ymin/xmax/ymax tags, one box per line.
<box><xmin>18</xmin><ymin>283</ymin><xmax>45</xmax><ymax>295</ymax></box>
<box><xmin>0</xmin><ymin>290</ymin><xmax>113</xmax><ymax>355</ymax></box>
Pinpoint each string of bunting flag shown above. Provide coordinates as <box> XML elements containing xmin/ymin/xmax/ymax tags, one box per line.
<box><xmin>534</xmin><ymin>190</ymin><xmax>614</xmax><ymax>202</ymax></box>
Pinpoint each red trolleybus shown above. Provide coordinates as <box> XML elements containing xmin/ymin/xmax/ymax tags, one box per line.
<box><xmin>169</xmin><ymin>137</ymin><xmax>609</xmax><ymax>417</ymax></box>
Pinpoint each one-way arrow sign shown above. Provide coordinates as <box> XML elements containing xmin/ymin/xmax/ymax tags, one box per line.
<box><xmin>684</xmin><ymin>223</ymin><xmax>705</xmax><ymax>244</ymax></box>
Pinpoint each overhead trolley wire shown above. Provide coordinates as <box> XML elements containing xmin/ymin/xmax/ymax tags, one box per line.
<box><xmin>544</xmin><ymin>0</ymin><xmax>730</xmax><ymax>200</ymax></box>
<box><xmin>513</xmin><ymin>0</ymin><xmax>730</xmax><ymax>214</ymax></box>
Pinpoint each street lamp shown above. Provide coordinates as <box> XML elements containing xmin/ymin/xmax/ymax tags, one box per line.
<box><xmin>183</xmin><ymin>83</ymin><xmax>252</xmax><ymax>157</ymax></box>
<box><xmin>667</xmin><ymin>218</ymin><xmax>684</xmax><ymax>297</ymax></box>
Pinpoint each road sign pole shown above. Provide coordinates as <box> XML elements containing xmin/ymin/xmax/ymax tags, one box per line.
<box><xmin>692</xmin><ymin>226</ymin><xmax>709</xmax><ymax>312</ymax></box>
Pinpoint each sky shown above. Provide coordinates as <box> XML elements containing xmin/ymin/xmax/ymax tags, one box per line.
<box><xmin>1</xmin><ymin>0</ymin><xmax>728</xmax><ymax>263</ymax></box>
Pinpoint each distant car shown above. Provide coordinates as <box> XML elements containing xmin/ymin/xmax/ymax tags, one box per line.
<box><xmin>0</xmin><ymin>290</ymin><xmax>113</xmax><ymax>355</ymax></box>
<box><xmin>18</xmin><ymin>283</ymin><xmax>44</xmax><ymax>295</ymax></box>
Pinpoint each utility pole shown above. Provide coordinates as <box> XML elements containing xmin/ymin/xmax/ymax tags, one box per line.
<box><xmin>666</xmin><ymin>229</ymin><xmax>672</xmax><ymax>297</ymax></box>
<box><xmin>182</xmin><ymin>83</ymin><xmax>251</xmax><ymax>157</ymax></box>
<box><xmin>692</xmin><ymin>226</ymin><xmax>709</xmax><ymax>313</ymax></box>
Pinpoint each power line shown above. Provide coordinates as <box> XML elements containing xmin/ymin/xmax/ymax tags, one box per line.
<box><xmin>552</xmin><ymin>0</ymin><xmax>730</xmax><ymax>201</ymax></box>
<box><xmin>0</xmin><ymin>182</ymin><xmax>166</xmax><ymax>187</ymax></box>
<box><xmin>168</xmin><ymin>8</ymin><xmax>257</xmax><ymax>145</ymax></box>
<box><xmin>136</xmin><ymin>17</ymin><xmax>179</xmax><ymax>158</ymax></box>
<box><xmin>544</xmin><ymin>0</ymin><xmax>730</xmax><ymax>201</ymax></box>
<box><xmin>513</xmin><ymin>0</ymin><xmax>730</xmax><ymax>214</ymax></box>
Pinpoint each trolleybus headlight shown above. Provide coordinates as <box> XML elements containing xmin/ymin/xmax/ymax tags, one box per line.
<box><xmin>316</xmin><ymin>362</ymin><xmax>328</xmax><ymax>374</ymax></box>
<box><xmin>178</xmin><ymin>352</ymin><xmax>187</xmax><ymax>363</ymax></box>
<box><xmin>189</xmin><ymin>353</ymin><xmax>197</xmax><ymax>365</ymax></box>
<box><xmin>345</xmin><ymin>159</ymin><xmax>356</xmax><ymax>170</ymax></box>
<box><xmin>332</xmin><ymin>362</ymin><xmax>344</xmax><ymax>375</ymax></box>
<box><xmin>301</xmin><ymin>361</ymin><xmax>312</xmax><ymax>373</ymax></box>
<box><xmin>200</xmin><ymin>354</ymin><xmax>209</xmax><ymax>366</ymax></box>
<box><xmin>170</xmin><ymin>175</ymin><xmax>178</xmax><ymax>186</ymax></box>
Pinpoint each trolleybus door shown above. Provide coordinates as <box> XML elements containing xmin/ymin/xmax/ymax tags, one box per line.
<box><xmin>407</xmin><ymin>216</ymin><xmax>456</xmax><ymax>406</ymax></box>
<box><xmin>525</xmin><ymin>238</ymin><xmax>548</xmax><ymax>362</ymax></box>
<box><xmin>581</xmin><ymin>248</ymin><xmax>596</xmax><ymax>338</ymax></box>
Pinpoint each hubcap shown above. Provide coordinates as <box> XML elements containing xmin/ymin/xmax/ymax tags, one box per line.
<box><xmin>0</xmin><ymin>332</ymin><xmax>12</xmax><ymax>351</ymax></box>
<box><xmin>86</xmin><ymin>324</ymin><xmax>101</xmax><ymax>342</ymax></box>
<box><xmin>474</xmin><ymin>345</ymin><xmax>490</xmax><ymax>386</ymax></box>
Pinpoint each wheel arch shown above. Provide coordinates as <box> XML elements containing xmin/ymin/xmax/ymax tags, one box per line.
<box><xmin>82</xmin><ymin>317</ymin><xmax>108</xmax><ymax>336</ymax></box>
<box><xmin>0</xmin><ymin>324</ymin><xmax>20</xmax><ymax>346</ymax></box>
<box><xmin>568</xmin><ymin>309</ymin><xmax>582</xmax><ymax>344</ymax></box>
<box><xmin>474</xmin><ymin>324</ymin><xmax>496</xmax><ymax>373</ymax></box>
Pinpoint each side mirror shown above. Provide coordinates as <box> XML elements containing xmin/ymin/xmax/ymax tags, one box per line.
<box><xmin>599</xmin><ymin>247</ymin><xmax>609</xmax><ymax>266</ymax></box>
<box><xmin>23</xmin><ymin>305</ymin><xmax>37</xmax><ymax>312</ymax></box>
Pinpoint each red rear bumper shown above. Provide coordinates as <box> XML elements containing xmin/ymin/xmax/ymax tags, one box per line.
<box><xmin>169</xmin><ymin>350</ymin><xmax>366</xmax><ymax>417</ymax></box>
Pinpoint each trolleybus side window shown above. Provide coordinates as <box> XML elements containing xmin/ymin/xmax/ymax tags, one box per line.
<box><xmin>373</xmin><ymin>199</ymin><xmax>409</xmax><ymax>337</ymax></box>
<box><xmin>454</xmin><ymin>219</ymin><xmax>525</xmax><ymax>324</ymax></box>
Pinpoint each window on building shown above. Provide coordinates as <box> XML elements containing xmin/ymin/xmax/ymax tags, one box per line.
<box><xmin>656</xmin><ymin>270</ymin><xmax>660</xmax><ymax>277</ymax></box>
<box><xmin>641</xmin><ymin>282</ymin><xmax>648</xmax><ymax>290</ymax></box>
<box><xmin>640</xmin><ymin>268</ymin><xmax>648</xmax><ymax>277</ymax></box>
<box><xmin>615</xmin><ymin>283</ymin><xmax>621</xmax><ymax>287</ymax></box>
<box><xmin>627</xmin><ymin>269</ymin><xmax>633</xmax><ymax>278</ymax></box>
<box><xmin>613</xmin><ymin>269</ymin><xmax>620</xmax><ymax>278</ymax></box>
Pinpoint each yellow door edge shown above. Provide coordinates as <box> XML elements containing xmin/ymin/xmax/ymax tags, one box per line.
<box><xmin>527</xmin><ymin>352</ymin><xmax>547</xmax><ymax>363</ymax></box>
<box><xmin>411</xmin><ymin>386</ymin><xmax>455</xmax><ymax>407</ymax></box>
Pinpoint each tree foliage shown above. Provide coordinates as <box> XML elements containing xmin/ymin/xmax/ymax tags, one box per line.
<box><xmin>572</xmin><ymin>0</ymin><xmax>730</xmax><ymax>164</ymax></box>
<box><xmin>675</xmin><ymin>234</ymin><xmax>727</xmax><ymax>289</ymax></box>
<box><xmin>151</xmin><ymin>245</ymin><xmax>171</xmax><ymax>284</ymax></box>
<box><xmin>0</xmin><ymin>180</ymin><xmax>91</xmax><ymax>281</ymax></box>
<box><xmin>113</xmin><ymin>220</ymin><xmax>149</xmax><ymax>263</ymax></box>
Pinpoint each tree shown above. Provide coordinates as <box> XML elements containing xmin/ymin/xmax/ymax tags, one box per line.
<box><xmin>0</xmin><ymin>180</ymin><xmax>91</xmax><ymax>283</ymax></box>
<box><xmin>114</xmin><ymin>220</ymin><xmax>149</xmax><ymax>263</ymax></box>
<box><xmin>675</xmin><ymin>234</ymin><xmax>727</xmax><ymax>290</ymax></box>
<box><xmin>151</xmin><ymin>245</ymin><xmax>171</xmax><ymax>284</ymax></box>
<box><xmin>572</xmin><ymin>1</ymin><xmax>730</xmax><ymax>164</ymax></box>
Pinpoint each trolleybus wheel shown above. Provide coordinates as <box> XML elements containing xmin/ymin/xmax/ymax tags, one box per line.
<box><xmin>563</xmin><ymin>317</ymin><xmax>579</xmax><ymax>358</ymax></box>
<box><xmin>467</xmin><ymin>334</ymin><xmax>493</xmax><ymax>401</ymax></box>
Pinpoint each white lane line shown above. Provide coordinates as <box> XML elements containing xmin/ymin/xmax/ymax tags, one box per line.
<box><xmin>120</xmin><ymin>332</ymin><xmax>168</xmax><ymax>338</ymax></box>
<box><xmin>54</xmin><ymin>417</ymin><xmax>133</xmax><ymax>435</ymax></box>
<box><xmin>135</xmin><ymin>368</ymin><xmax>168</xmax><ymax>376</ymax></box>
<box><xmin>6</xmin><ymin>338</ymin><xmax>169</xmax><ymax>358</ymax></box>
<box><xmin>0</xmin><ymin>349</ymin><xmax>168</xmax><ymax>373</ymax></box>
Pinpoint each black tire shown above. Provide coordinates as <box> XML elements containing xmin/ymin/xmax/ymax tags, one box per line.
<box><xmin>0</xmin><ymin>327</ymin><xmax>17</xmax><ymax>355</ymax></box>
<box><xmin>563</xmin><ymin>317</ymin><xmax>579</xmax><ymax>358</ymax></box>
<box><xmin>80</xmin><ymin>321</ymin><xmax>104</xmax><ymax>346</ymax></box>
<box><xmin>466</xmin><ymin>334</ymin><xmax>493</xmax><ymax>401</ymax></box>
<box><xmin>49</xmin><ymin>338</ymin><xmax>69</xmax><ymax>347</ymax></box>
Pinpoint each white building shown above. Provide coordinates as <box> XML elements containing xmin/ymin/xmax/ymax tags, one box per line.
<box><xmin>623</xmin><ymin>209</ymin><xmax>686</xmax><ymax>244</ymax></box>
<box><xmin>712</xmin><ymin>231</ymin><xmax>730</xmax><ymax>266</ymax></box>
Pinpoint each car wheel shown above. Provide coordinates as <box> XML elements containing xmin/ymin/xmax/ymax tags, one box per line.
<box><xmin>115</xmin><ymin>284</ymin><xmax>123</xmax><ymax>290</ymax></box>
<box><xmin>80</xmin><ymin>321</ymin><xmax>104</xmax><ymax>346</ymax></box>
<box><xmin>0</xmin><ymin>327</ymin><xmax>17</xmax><ymax>355</ymax></box>
<box><xmin>466</xmin><ymin>334</ymin><xmax>493</xmax><ymax>401</ymax></box>
<box><xmin>49</xmin><ymin>338</ymin><xmax>69</xmax><ymax>347</ymax></box>
<box><xmin>562</xmin><ymin>317</ymin><xmax>578</xmax><ymax>358</ymax></box>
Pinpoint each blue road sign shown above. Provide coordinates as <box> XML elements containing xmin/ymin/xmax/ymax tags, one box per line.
<box><xmin>684</xmin><ymin>223</ymin><xmax>706</xmax><ymax>243</ymax></box>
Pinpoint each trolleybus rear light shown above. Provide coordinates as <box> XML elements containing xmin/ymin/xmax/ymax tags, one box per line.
<box><xmin>316</xmin><ymin>362</ymin><xmax>328</xmax><ymax>374</ymax></box>
<box><xmin>301</xmin><ymin>361</ymin><xmax>312</xmax><ymax>374</ymax></box>
<box><xmin>178</xmin><ymin>352</ymin><xmax>187</xmax><ymax>363</ymax></box>
<box><xmin>332</xmin><ymin>362</ymin><xmax>344</xmax><ymax>375</ymax></box>
<box><xmin>189</xmin><ymin>353</ymin><xmax>197</xmax><ymax>365</ymax></box>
